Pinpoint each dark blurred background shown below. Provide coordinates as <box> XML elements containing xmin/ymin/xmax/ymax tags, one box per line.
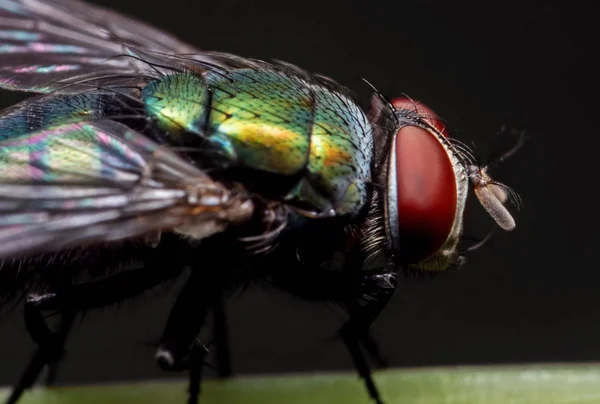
<box><xmin>0</xmin><ymin>0</ymin><xmax>598</xmax><ymax>386</ymax></box>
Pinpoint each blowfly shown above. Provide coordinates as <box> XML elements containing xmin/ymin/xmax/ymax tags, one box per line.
<box><xmin>0</xmin><ymin>1</ymin><xmax>521</xmax><ymax>403</ymax></box>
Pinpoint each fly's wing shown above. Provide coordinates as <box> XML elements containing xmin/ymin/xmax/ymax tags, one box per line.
<box><xmin>0</xmin><ymin>0</ymin><xmax>202</xmax><ymax>93</ymax></box>
<box><xmin>0</xmin><ymin>119</ymin><xmax>254</xmax><ymax>259</ymax></box>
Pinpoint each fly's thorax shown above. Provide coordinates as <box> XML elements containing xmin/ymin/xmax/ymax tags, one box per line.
<box><xmin>289</xmin><ymin>84</ymin><xmax>373</xmax><ymax>217</ymax></box>
<box><xmin>141</xmin><ymin>69</ymin><xmax>373</xmax><ymax>219</ymax></box>
<box><xmin>205</xmin><ymin>68</ymin><xmax>313</xmax><ymax>176</ymax></box>
<box><xmin>205</xmin><ymin>68</ymin><xmax>373</xmax><ymax>218</ymax></box>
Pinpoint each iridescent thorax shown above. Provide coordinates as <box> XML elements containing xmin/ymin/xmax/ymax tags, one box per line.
<box><xmin>142</xmin><ymin>69</ymin><xmax>373</xmax><ymax>218</ymax></box>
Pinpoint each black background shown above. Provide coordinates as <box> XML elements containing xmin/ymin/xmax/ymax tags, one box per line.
<box><xmin>0</xmin><ymin>0</ymin><xmax>598</xmax><ymax>386</ymax></box>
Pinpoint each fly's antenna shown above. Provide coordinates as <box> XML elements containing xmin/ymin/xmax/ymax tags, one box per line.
<box><xmin>478</xmin><ymin>126</ymin><xmax>525</xmax><ymax>207</ymax></box>
<box><xmin>467</xmin><ymin>124</ymin><xmax>525</xmax><ymax>231</ymax></box>
<box><xmin>468</xmin><ymin>164</ymin><xmax>516</xmax><ymax>231</ymax></box>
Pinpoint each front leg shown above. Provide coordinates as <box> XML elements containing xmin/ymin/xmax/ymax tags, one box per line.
<box><xmin>268</xmin><ymin>264</ymin><xmax>397</xmax><ymax>404</ymax></box>
<box><xmin>340</xmin><ymin>270</ymin><xmax>397</xmax><ymax>404</ymax></box>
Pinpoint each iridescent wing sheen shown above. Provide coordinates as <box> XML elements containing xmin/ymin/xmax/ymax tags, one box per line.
<box><xmin>0</xmin><ymin>0</ymin><xmax>356</xmax><ymax>97</ymax></box>
<box><xmin>0</xmin><ymin>120</ymin><xmax>254</xmax><ymax>259</ymax></box>
<box><xmin>0</xmin><ymin>0</ymin><xmax>203</xmax><ymax>93</ymax></box>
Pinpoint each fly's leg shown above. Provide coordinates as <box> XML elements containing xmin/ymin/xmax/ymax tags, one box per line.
<box><xmin>44</xmin><ymin>311</ymin><xmax>76</xmax><ymax>386</ymax></box>
<box><xmin>5</xmin><ymin>264</ymin><xmax>183</xmax><ymax>404</ymax></box>
<box><xmin>155</xmin><ymin>270</ymin><xmax>220</xmax><ymax>404</ymax></box>
<box><xmin>268</xmin><ymin>264</ymin><xmax>397</xmax><ymax>404</ymax></box>
<box><xmin>212</xmin><ymin>290</ymin><xmax>233</xmax><ymax>378</ymax></box>
<box><xmin>4</xmin><ymin>305</ymin><xmax>75</xmax><ymax>404</ymax></box>
<box><xmin>42</xmin><ymin>311</ymin><xmax>75</xmax><ymax>386</ymax></box>
<box><xmin>340</xmin><ymin>270</ymin><xmax>397</xmax><ymax>404</ymax></box>
<box><xmin>353</xmin><ymin>323</ymin><xmax>388</xmax><ymax>368</ymax></box>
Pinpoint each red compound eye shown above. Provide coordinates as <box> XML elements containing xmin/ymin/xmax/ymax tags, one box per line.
<box><xmin>391</xmin><ymin>97</ymin><xmax>448</xmax><ymax>137</ymax></box>
<box><xmin>388</xmin><ymin>104</ymin><xmax>458</xmax><ymax>264</ymax></box>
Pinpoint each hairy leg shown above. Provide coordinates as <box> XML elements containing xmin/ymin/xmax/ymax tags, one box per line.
<box><xmin>268</xmin><ymin>264</ymin><xmax>397</xmax><ymax>404</ymax></box>
<box><xmin>155</xmin><ymin>269</ymin><xmax>232</xmax><ymax>404</ymax></box>
<box><xmin>5</xmin><ymin>259</ymin><xmax>186</xmax><ymax>404</ymax></box>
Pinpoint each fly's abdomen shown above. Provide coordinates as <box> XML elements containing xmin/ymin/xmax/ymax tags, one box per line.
<box><xmin>0</xmin><ymin>93</ymin><xmax>109</xmax><ymax>140</ymax></box>
<box><xmin>141</xmin><ymin>68</ymin><xmax>372</xmax><ymax>217</ymax></box>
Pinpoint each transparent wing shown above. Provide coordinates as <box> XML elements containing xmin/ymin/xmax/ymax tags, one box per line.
<box><xmin>0</xmin><ymin>120</ymin><xmax>254</xmax><ymax>259</ymax></box>
<box><xmin>0</xmin><ymin>0</ymin><xmax>202</xmax><ymax>93</ymax></box>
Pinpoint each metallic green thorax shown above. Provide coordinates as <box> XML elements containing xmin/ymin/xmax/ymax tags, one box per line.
<box><xmin>142</xmin><ymin>69</ymin><xmax>373</xmax><ymax>217</ymax></box>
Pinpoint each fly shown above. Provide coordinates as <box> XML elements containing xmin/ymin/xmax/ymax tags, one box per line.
<box><xmin>0</xmin><ymin>1</ymin><xmax>521</xmax><ymax>404</ymax></box>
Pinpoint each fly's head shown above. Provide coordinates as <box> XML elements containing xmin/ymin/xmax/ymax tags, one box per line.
<box><xmin>363</xmin><ymin>94</ymin><xmax>521</xmax><ymax>273</ymax></box>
